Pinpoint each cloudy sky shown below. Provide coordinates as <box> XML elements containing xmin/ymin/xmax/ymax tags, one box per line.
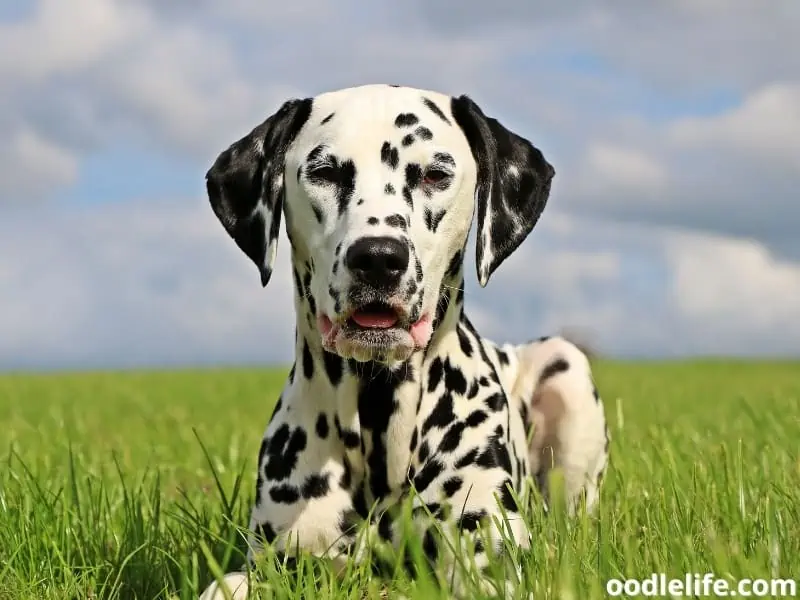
<box><xmin>1</xmin><ymin>0</ymin><xmax>799</xmax><ymax>370</ymax></box>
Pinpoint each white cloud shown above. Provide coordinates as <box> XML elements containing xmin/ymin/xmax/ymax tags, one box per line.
<box><xmin>558</xmin><ymin>80</ymin><xmax>800</xmax><ymax>256</ymax></box>
<box><xmin>0</xmin><ymin>0</ymin><xmax>150</xmax><ymax>82</ymax></box>
<box><xmin>0</xmin><ymin>128</ymin><xmax>78</xmax><ymax>200</ymax></box>
<box><xmin>668</xmin><ymin>83</ymin><xmax>800</xmax><ymax>170</ymax></box>
<box><xmin>583</xmin><ymin>143</ymin><xmax>667</xmax><ymax>191</ymax></box>
<box><xmin>0</xmin><ymin>201</ymin><xmax>296</xmax><ymax>369</ymax></box>
<box><xmin>665</xmin><ymin>232</ymin><xmax>800</xmax><ymax>350</ymax></box>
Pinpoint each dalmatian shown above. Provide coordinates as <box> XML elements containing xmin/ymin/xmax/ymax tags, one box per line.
<box><xmin>199</xmin><ymin>84</ymin><xmax>610</xmax><ymax>599</ymax></box>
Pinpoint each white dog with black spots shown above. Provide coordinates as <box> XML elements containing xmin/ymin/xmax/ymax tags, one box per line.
<box><xmin>199</xmin><ymin>84</ymin><xmax>610</xmax><ymax>599</ymax></box>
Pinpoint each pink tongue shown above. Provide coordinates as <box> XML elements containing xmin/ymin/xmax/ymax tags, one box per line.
<box><xmin>351</xmin><ymin>310</ymin><xmax>398</xmax><ymax>329</ymax></box>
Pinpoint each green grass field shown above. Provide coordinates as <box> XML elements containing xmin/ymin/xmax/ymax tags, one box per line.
<box><xmin>1</xmin><ymin>361</ymin><xmax>798</xmax><ymax>599</ymax></box>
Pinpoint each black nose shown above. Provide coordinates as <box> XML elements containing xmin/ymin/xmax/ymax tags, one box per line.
<box><xmin>345</xmin><ymin>236</ymin><xmax>410</xmax><ymax>288</ymax></box>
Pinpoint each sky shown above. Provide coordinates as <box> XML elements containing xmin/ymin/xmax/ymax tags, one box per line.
<box><xmin>1</xmin><ymin>0</ymin><xmax>799</xmax><ymax>370</ymax></box>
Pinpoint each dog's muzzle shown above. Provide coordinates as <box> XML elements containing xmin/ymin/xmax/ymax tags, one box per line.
<box><xmin>319</xmin><ymin>235</ymin><xmax>432</xmax><ymax>363</ymax></box>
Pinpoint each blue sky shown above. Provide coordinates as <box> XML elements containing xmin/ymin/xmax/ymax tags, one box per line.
<box><xmin>1</xmin><ymin>0</ymin><xmax>799</xmax><ymax>370</ymax></box>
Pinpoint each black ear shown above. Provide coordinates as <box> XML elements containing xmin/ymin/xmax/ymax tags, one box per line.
<box><xmin>206</xmin><ymin>98</ymin><xmax>313</xmax><ymax>287</ymax></box>
<box><xmin>451</xmin><ymin>95</ymin><xmax>555</xmax><ymax>287</ymax></box>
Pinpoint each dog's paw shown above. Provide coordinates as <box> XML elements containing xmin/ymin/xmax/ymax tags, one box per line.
<box><xmin>199</xmin><ymin>572</ymin><xmax>250</xmax><ymax>600</ymax></box>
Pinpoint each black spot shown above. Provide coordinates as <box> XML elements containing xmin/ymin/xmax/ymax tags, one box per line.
<box><xmin>423</xmin><ymin>529</ymin><xmax>438</xmax><ymax>562</ymax></box>
<box><xmin>339</xmin><ymin>456</ymin><xmax>352</xmax><ymax>489</ymax></box>
<box><xmin>316</xmin><ymin>413</ymin><xmax>329</xmax><ymax>439</ymax></box>
<box><xmin>306</xmin><ymin>144</ymin><xmax>326</xmax><ymax>164</ymax></box>
<box><xmin>421</xmin><ymin>392</ymin><xmax>456</xmax><ymax>436</ymax></box>
<box><xmin>446</xmin><ymin>249</ymin><xmax>463</xmax><ymax>279</ymax></box>
<box><xmin>459</xmin><ymin>510</ymin><xmax>487</xmax><ymax>532</ymax></box>
<box><xmin>422</xmin><ymin>97</ymin><xmax>451</xmax><ymax>124</ymax></box>
<box><xmin>402</xmin><ymin>186</ymin><xmax>413</xmax><ymax>209</ymax></box>
<box><xmin>367</xmin><ymin>216</ymin><xmax>379</xmax><ymax>225</ymax></box>
<box><xmin>255</xmin><ymin>438</ymin><xmax>268</xmax><ymax>505</ymax></box>
<box><xmin>438</xmin><ymin>422</ymin><xmax>466</xmax><ymax>453</ymax></box>
<box><xmin>413</xmin><ymin>459</ymin><xmax>444</xmax><ymax>493</ymax></box>
<box><xmin>336</xmin><ymin>160</ymin><xmax>356</xmax><ymax>216</ymax></box>
<box><xmin>457</xmin><ymin>326</ymin><xmax>473</xmax><ymax>357</ymax></box>
<box><xmin>336</xmin><ymin>415</ymin><xmax>361</xmax><ymax>449</ymax></box>
<box><xmin>466</xmin><ymin>380</ymin><xmax>479</xmax><ymax>399</ymax></box>
<box><xmin>302</xmin><ymin>473</ymin><xmax>330</xmax><ymax>499</ymax></box>
<box><xmin>418</xmin><ymin>440</ymin><xmax>430</xmax><ymax>464</ymax></box>
<box><xmin>292</xmin><ymin>268</ymin><xmax>304</xmax><ymax>298</ymax></box>
<box><xmin>321</xmin><ymin>112</ymin><xmax>335</xmax><ymax>124</ymax></box>
<box><xmin>380</xmin><ymin>141</ymin><xmax>400</xmax><ymax>170</ymax></box>
<box><xmin>465</xmin><ymin>409</ymin><xmax>488</xmax><ymax>428</ymax></box>
<box><xmin>288</xmin><ymin>363</ymin><xmax>296</xmax><ymax>384</ymax></box>
<box><xmin>409</xmin><ymin>427</ymin><xmax>419</xmax><ymax>452</ymax></box>
<box><xmin>353</xmin><ymin>483</ymin><xmax>369</xmax><ymax>519</ymax></box>
<box><xmin>264</xmin><ymin>424</ymin><xmax>307</xmax><ymax>480</ymax></box>
<box><xmin>423</xmin><ymin>207</ymin><xmax>446</xmax><ymax>233</ymax></box>
<box><xmin>433</xmin><ymin>152</ymin><xmax>455</xmax><ymax>166</ymax></box>
<box><xmin>539</xmin><ymin>357</ymin><xmax>569</xmax><ymax>384</ymax></box>
<box><xmin>384</xmin><ymin>214</ymin><xmax>407</xmax><ymax>230</ymax></box>
<box><xmin>476</xmin><ymin>431</ymin><xmax>512</xmax><ymax>474</ymax></box>
<box><xmin>414</xmin><ymin>126</ymin><xmax>433</xmax><ymax>141</ymax></box>
<box><xmin>498</xmin><ymin>479</ymin><xmax>517</xmax><ymax>512</ymax></box>
<box><xmin>302</xmin><ymin>340</ymin><xmax>314</xmax><ymax>379</ymax></box>
<box><xmin>270</xmin><ymin>484</ymin><xmax>300</xmax><ymax>504</ymax></box>
<box><xmin>454</xmin><ymin>448</ymin><xmax>478</xmax><ymax>470</ymax></box>
<box><xmin>443</xmin><ymin>359</ymin><xmax>468</xmax><ymax>396</ymax></box>
<box><xmin>496</xmin><ymin>349</ymin><xmax>510</xmax><ymax>366</ymax></box>
<box><xmin>323</xmin><ymin>351</ymin><xmax>343</xmax><ymax>386</ymax></box>
<box><xmin>384</xmin><ymin>183</ymin><xmax>396</xmax><ymax>195</ymax></box>
<box><xmin>442</xmin><ymin>476</ymin><xmax>463</xmax><ymax>498</ymax></box>
<box><xmin>427</xmin><ymin>357</ymin><xmax>443</xmax><ymax>392</ymax></box>
<box><xmin>405</xmin><ymin>163</ymin><xmax>422</xmax><ymax>188</ymax></box>
<box><xmin>307</xmin><ymin>292</ymin><xmax>316</xmax><ymax>317</ymax></box>
<box><xmin>415</xmin><ymin>257</ymin><xmax>423</xmax><ymax>282</ymax></box>
<box><xmin>254</xmin><ymin>522</ymin><xmax>277</xmax><ymax>544</ymax></box>
<box><xmin>311</xmin><ymin>203</ymin><xmax>324</xmax><ymax>224</ymax></box>
<box><xmin>378</xmin><ymin>512</ymin><xmax>394</xmax><ymax>541</ymax></box>
<box><xmin>401</xmin><ymin>134</ymin><xmax>415</xmax><ymax>147</ymax></box>
<box><xmin>593</xmin><ymin>385</ymin><xmax>601</xmax><ymax>404</ymax></box>
<box><xmin>357</xmin><ymin>198</ymin><xmax>364</xmax><ymax>206</ymax></box>
<box><xmin>357</xmin><ymin>365</ymin><xmax>414</xmax><ymax>499</ymax></box>
<box><xmin>484</xmin><ymin>392</ymin><xmax>506</xmax><ymax>412</ymax></box>
<box><xmin>395</xmin><ymin>113</ymin><xmax>419</xmax><ymax>127</ymax></box>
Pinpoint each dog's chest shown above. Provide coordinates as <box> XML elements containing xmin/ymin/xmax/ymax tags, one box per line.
<box><xmin>332</xmin><ymin>325</ymin><xmax>528</xmax><ymax>510</ymax></box>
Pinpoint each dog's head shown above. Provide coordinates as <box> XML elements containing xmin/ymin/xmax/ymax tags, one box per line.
<box><xmin>207</xmin><ymin>84</ymin><xmax>554</xmax><ymax>364</ymax></box>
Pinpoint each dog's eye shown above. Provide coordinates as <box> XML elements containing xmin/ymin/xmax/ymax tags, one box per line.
<box><xmin>307</xmin><ymin>164</ymin><xmax>339</xmax><ymax>184</ymax></box>
<box><xmin>422</xmin><ymin>168</ymin><xmax>450</xmax><ymax>186</ymax></box>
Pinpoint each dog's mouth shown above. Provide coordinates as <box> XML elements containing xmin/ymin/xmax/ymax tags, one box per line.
<box><xmin>347</xmin><ymin>301</ymin><xmax>401</xmax><ymax>330</ymax></box>
<box><xmin>319</xmin><ymin>301</ymin><xmax>433</xmax><ymax>363</ymax></box>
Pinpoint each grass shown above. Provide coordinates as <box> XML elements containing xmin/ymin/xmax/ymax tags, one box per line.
<box><xmin>0</xmin><ymin>360</ymin><xmax>798</xmax><ymax>599</ymax></box>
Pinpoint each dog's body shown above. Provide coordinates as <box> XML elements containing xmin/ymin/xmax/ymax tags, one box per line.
<box><xmin>200</xmin><ymin>85</ymin><xmax>609</xmax><ymax>599</ymax></box>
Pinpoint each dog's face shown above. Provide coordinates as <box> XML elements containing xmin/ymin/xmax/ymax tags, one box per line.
<box><xmin>207</xmin><ymin>84</ymin><xmax>554</xmax><ymax>364</ymax></box>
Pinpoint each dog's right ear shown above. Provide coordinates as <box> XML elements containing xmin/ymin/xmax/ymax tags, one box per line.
<box><xmin>206</xmin><ymin>98</ymin><xmax>313</xmax><ymax>287</ymax></box>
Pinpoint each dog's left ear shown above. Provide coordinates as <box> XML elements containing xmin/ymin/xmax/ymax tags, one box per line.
<box><xmin>206</xmin><ymin>98</ymin><xmax>313</xmax><ymax>287</ymax></box>
<box><xmin>451</xmin><ymin>95</ymin><xmax>555</xmax><ymax>287</ymax></box>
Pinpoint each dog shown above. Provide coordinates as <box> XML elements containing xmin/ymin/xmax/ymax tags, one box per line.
<box><xmin>199</xmin><ymin>84</ymin><xmax>610</xmax><ymax>599</ymax></box>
